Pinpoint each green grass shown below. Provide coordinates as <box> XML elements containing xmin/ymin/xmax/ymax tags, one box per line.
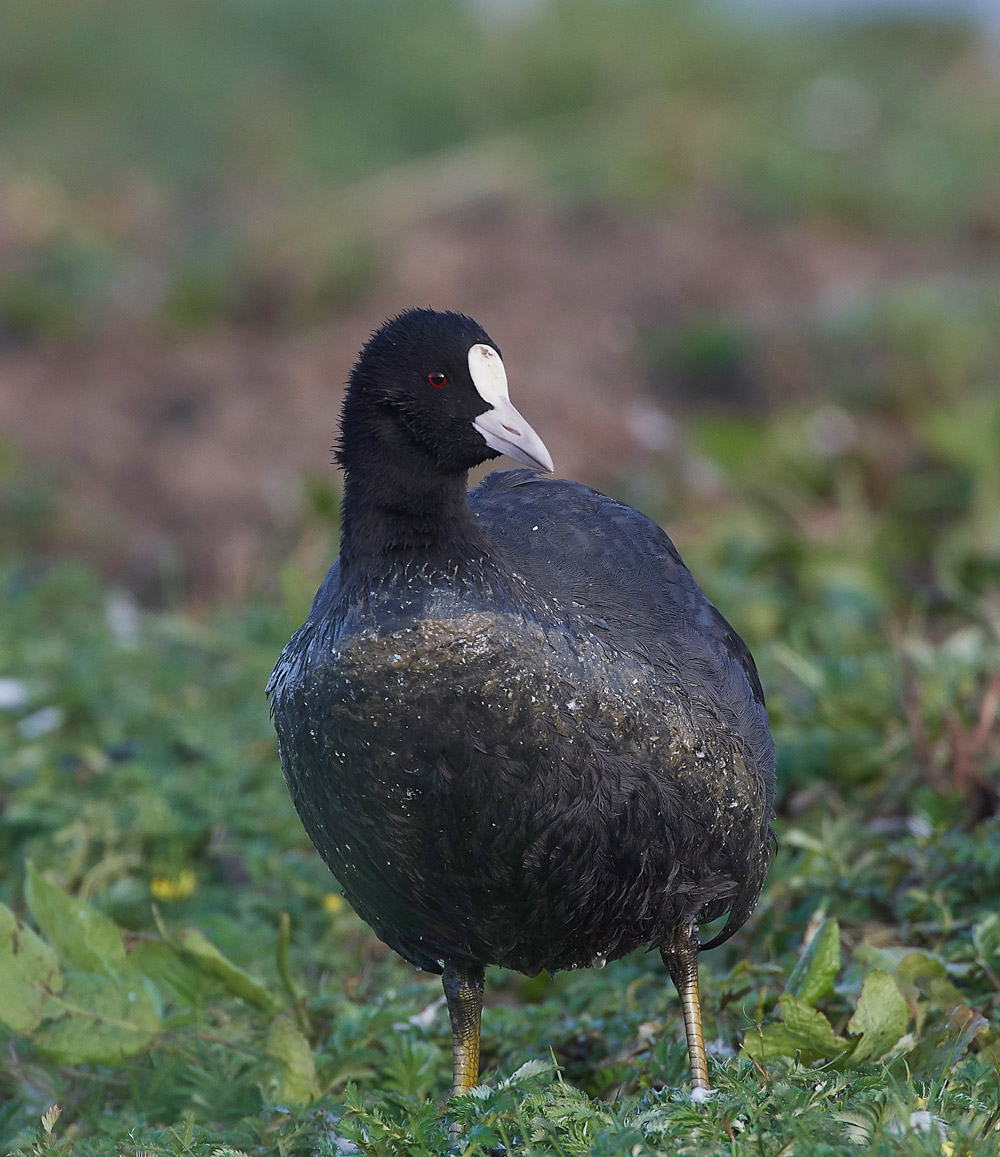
<box><xmin>4</xmin><ymin>0</ymin><xmax>993</xmax><ymax>225</ymax></box>
<box><xmin>2</xmin><ymin>2</ymin><xmax>1000</xmax><ymax>1151</ymax></box>
<box><xmin>3</xmin><ymin>2</ymin><xmax>1000</xmax><ymax>336</ymax></box>
<box><xmin>2</xmin><ymin>278</ymin><xmax>1000</xmax><ymax>1152</ymax></box>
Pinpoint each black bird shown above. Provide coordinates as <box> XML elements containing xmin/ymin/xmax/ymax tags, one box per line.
<box><xmin>268</xmin><ymin>309</ymin><xmax>774</xmax><ymax>1096</ymax></box>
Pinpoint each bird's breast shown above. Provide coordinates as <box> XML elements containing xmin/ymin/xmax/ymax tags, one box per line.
<box><xmin>272</xmin><ymin>603</ymin><xmax>770</xmax><ymax>973</ymax></box>
<box><xmin>282</xmin><ymin>605</ymin><xmax>763</xmax><ymax>833</ymax></box>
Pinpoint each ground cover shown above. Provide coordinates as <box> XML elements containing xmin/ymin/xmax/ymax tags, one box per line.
<box><xmin>1</xmin><ymin>3</ymin><xmax>999</xmax><ymax>1152</ymax></box>
<box><xmin>2</xmin><ymin>331</ymin><xmax>999</xmax><ymax>1151</ymax></box>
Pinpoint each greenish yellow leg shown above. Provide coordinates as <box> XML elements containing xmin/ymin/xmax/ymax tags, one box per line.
<box><xmin>442</xmin><ymin>964</ymin><xmax>485</xmax><ymax>1097</ymax></box>
<box><xmin>661</xmin><ymin>924</ymin><xmax>710</xmax><ymax>1092</ymax></box>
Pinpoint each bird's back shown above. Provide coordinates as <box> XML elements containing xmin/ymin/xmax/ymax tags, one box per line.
<box><xmin>470</xmin><ymin>470</ymin><xmax>773</xmax><ymax>776</ymax></box>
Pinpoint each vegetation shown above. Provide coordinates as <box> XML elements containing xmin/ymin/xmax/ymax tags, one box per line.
<box><xmin>2</xmin><ymin>1</ymin><xmax>1000</xmax><ymax>1153</ymax></box>
<box><xmin>3</xmin><ymin>271</ymin><xmax>999</xmax><ymax>1151</ymax></box>
<box><xmin>4</xmin><ymin>1</ymin><xmax>1000</xmax><ymax>336</ymax></box>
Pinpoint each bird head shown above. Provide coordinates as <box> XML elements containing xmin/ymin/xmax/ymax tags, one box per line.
<box><xmin>337</xmin><ymin>309</ymin><xmax>554</xmax><ymax>476</ymax></box>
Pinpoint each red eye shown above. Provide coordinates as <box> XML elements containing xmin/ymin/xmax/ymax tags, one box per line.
<box><xmin>427</xmin><ymin>372</ymin><xmax>447</xmax><ymax>388</ymax></box>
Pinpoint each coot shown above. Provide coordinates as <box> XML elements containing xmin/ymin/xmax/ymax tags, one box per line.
<box><xmin>268</xmin><ymin>308</ymin><xmax>774</xmax><ymax>1096</ymax></box>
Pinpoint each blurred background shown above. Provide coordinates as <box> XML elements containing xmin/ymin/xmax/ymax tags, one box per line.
<box><xmin>3</xmin><ymin>0</ymin><xmax>1000</xmax><ymax>609</ymax></box>
<box><xmin>2</xmin><ymin>2</ymin><xmax>1000</xmax><ymax>1147</ymax></box>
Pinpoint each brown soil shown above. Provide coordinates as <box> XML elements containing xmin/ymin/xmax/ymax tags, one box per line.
<box><xmin>0</xmin><ymin>198</ymin><xmax>960</xmax><ymax>600</ymax></box>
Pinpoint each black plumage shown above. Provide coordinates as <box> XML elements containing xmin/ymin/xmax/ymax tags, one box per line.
<box><xmin>268</xmin><ymin>308</ymin><xmax>774</xmax><ymax>1094</ymax></box>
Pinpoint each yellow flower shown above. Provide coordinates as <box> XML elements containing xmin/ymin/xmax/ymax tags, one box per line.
<box><xmin>942</xmin><ymin>1142</ymin><xmax>954</xmax><ymax>1157</ymax></box>
<box><xmin>150</xmin><ymin>869</ymin><xmax>197</xmax><ymax>902</ymax></box>
<box><xmin>322</xmin><ymin>893</ymin><xmax>344</xmax><ymax>915</ymax></box>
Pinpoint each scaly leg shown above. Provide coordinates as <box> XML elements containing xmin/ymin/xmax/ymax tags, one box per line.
<box><xmin>442</xmin><ymin>964</ymin><xmax>485</xmax><ymax>1097</ymax></box>
<box><xmin>661</xmin><ymin>924</ymin><xmax>710</xmax><ymax>1092</ymax></box>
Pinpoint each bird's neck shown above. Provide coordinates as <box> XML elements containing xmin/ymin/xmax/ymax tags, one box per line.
<box><xmin>338</xmin><ymin>446</ymin><xmax>489</xmax><ymax>588</ymax></box>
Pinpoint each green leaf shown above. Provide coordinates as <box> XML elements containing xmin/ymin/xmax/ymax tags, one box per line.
<box><xmin>786</xmin><ymin>917</ymin><xmax>840</xmax><ymax>1006</ymax></box>
<box><xmin>973</xmin><ymin>914</ymin><xmax>1000</xmax><ymax>962</ymax></box>
<box><xmin>173</xmin><ymin>928</ymin><xmax>279</xmax><ymax>1012</ymax></box>
<box><xmin>128</xmin><ymin>939</ymin><xmax>215</xmax><ymax>1010</ymax></box>
<box><xmin>25</xmin><ymin>865</ymin><xmax>126</xmax><ymax>976</ymax></box>
<box><xmin>907</xmin><ymin>1004</ymin><xmax>988</xmax><ymax>1080</ymax></box>
<box><xmin>0</xmin><ymin>903</ymin><xmax>64</xmax><ymax>1033</ymax></box>
<box><xmin>742</xmin><ymin>994</ymin><xmax>847</xmax><ymax>1064</ymax></box>
<box><xmin>780</xmin><ymin>994</ymin><xmax>846</xmax><ymax>1052</ymax></box>
<box><xmin>33</xmin><ymin>972</ymin><xmax>160</xmax><ymax>1064</ymax></box>
<box><xmin>266</xmin><ymin>1012</ymin><xmax>319</xmax><ymax>1104</ymax></box>
<box><xmin>895</xmin><ymin>950</ymin><xmax>965</xmax><ymax>1011</ymax></box>
<box><xmin>845</xmin><ymin>970</ymin><xmax>909</xmax><ymax>1064</ymax></box>
<box><xmin>977</xmin><ymin>1027</ymin><xmax>1000</xmax><ymax>1069</ymax></box>
<box><xmin>504</xmin><ymin>1058</ymin><xmax>555</xmax><ymax>1086</ymax></box>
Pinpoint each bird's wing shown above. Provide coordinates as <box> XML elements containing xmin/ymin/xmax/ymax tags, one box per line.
<box><xmin>469</xmin><ymin>470</ymin><xmax>765</xmax><ymax>709</ymax></box>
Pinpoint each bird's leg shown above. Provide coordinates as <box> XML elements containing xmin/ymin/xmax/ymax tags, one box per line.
<box><xmin>442</xmin><ymin>964</ymin><xmax>485</xmax><ymax>1097</ymax></box>
<box><xmin>661</xmin><ymin>923</ymin><xmax>710</xmax><ymax>1092</ymax></box>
